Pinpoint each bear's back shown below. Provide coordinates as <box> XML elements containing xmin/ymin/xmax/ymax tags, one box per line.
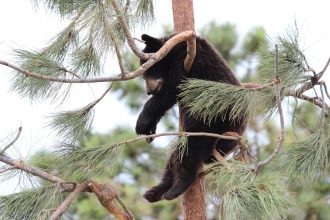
<box><xmin>188</xmin><ymin>37</ymin><xmax>241</xmax><ymax>85</ymax></box>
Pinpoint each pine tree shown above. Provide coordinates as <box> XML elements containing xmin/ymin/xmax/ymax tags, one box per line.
<box><xmin>0</xmin><ymin>1</ymin><xmax>329</xmax><ymax>219</ymax></box>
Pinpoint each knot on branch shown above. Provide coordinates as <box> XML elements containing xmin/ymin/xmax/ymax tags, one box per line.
<box><xmin>88</xmin><ymin>182</ymin><xmax>118</xmax><ymax>207</ymax></box>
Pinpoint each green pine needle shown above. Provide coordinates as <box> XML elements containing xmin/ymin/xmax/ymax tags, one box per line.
<box><xmin>11</xmin><ymin>50</ymin><xmax>69</xmax><ymax>101</ymax></box>
<box><xmin>56</xmin><ymin>143</ymin><xmax>125</xmax><ymax>177</ymax></box>
<box><xmin>0</xmin><ymin>185</ymin><xmax>64</xmax><ymax>220</ymax></box>
<box><xmin>48</xmin><ymin>106</ymin><xmax>94</xmax><ymax>143</ymax></box>
<box><xmin>135</xmin><ymin>0</ymin><xmax>155</xmax><ymax>24</ymax></box>
<box><xmin>282</xmin><ymin>117</ymin><xmax>330</xmax><ymax>185</ymax></box>
<box><xmin>208</xmin><ymin>162</ymin><xmax>291</xmax><ymax>220</ymax></box>
<box><xmin>258</xmin><ymin>26</ymin><xmax>308</xmax><ymax>89</ymax></box>
<box><xmin>32</xmin><ymin>0</ymin><xmax>92</xmax><ymax>17</ymax></box>
<box><xmin>72</xmin><ymin>42</ymin><xmax>101</xmax><ymax>77</ymax></box>
<box><xmin>168</xmin><ymin>134</ymin><xmax>188</xmax><ymax>161</ymax></box>
<box><xmin>44</xmin><ymin>24</ymin><xmax>79</xmax><ymax>61</ymax></box>
<box><xmin>179</xmin><ymin>79</ymin><xmax>276</xmax><ymax>125</ymax></box>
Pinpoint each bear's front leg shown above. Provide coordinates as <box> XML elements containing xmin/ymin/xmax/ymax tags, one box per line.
<box><xmin>136</xmin><ymin>94</ymin><xmax>176</xmax><ymax>142</ymax></box>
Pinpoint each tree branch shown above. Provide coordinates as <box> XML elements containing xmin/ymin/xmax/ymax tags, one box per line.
<box><xmin>89</xmin><ymin>182</ymin><xmax>134</xmax><ymax>220</ymax></box>
<box><xmin>118</xmin><ymin>131</ymin><xmax>241</xmax><ymax>146</ymax></box>
<box><xmin>0</xmin><ymin>31</ymin><xmax>197</xmax><ymax>84</ymax></box>
<box><xmin>0</xmin><ymin>166</ymin><xmax>16</xmax><ymax>174</ymax></box>
<box><xmin>0</xmin><ymin>126</ymin><xmax>22</xmax><ymax>154</ymax></box>
<box><xmin>256</xmin><ymin>45</ymin><xmax>285</xmax><ymax>172</ymax></box>
<box><xmin>0</xmin><ymin>154</ymin><xmax>65</xmax><ymax>183</ymax></box>
<box><xmin>50</xmin><ymin>182</ymin><xmax>89</xmax><ymax>220</ymax></box>
<box><xmin>111</xmin><ymin>0</ymin><xmax>150</xmax><ymax>60</ymax></box>
<box><xmin>183</xmin><ymin>31</ymin><xmax>196</xmax><ymax>72</ymax></box>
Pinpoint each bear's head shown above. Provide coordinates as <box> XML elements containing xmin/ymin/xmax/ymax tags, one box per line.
<box><xmin>140</xmin><ymin>34</ymin><xmax>184</xmax><ymax>96</ymax></box>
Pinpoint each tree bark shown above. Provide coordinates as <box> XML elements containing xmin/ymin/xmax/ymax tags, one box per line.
<box><xmin>172</xmin><ymin>0</ymin><xmax>195</xmax><ymax>32</ymax></box>
<box><xmin>171</xmin><ymin>1</ymin><xmax>206</xmax><ymax>219</ymax></box>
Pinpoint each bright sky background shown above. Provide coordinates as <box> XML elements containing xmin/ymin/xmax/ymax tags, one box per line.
<box><xmin>0</xmin><ymin>0</ymin><xmax>329</xmax><ymax>194</ymax></box>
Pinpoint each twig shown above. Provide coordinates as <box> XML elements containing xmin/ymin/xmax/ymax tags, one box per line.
<box><xmin>115</xmin><ymin>197</ymin><xmax>134</xmax><ymax>220</ymax></box>
<box><xmin>0</xmin><ymin>166</ymin><xmax>16</xmax><ymax>174</ymax></box>
<box><xmin>242</xmin><ymin>82</ymin><xmax>274</xmax><ymax>90</ymax></box>
<box><xmin>111</xmin><ymin>0</ymin><xmax>149</xmax><ymax>60</ymax></box>
<box><xmin>0</xmin><ymin>126</ymin><xmax>22</xmax><ymax>154</ymax></box>
<box><xmin>319</xmin><ymin>81</ymin><xmax>330</xmax><ymax>101</ymax></box>
<box><xmin>113</xmin><ymin>40</ymin><xmax>126</xmax><ymax>79</ymax></box>
<box><xmin>317</xmin><ymin>56</ymin><xmax>330</xmax><ymax>80</ymax></box>
<box><xmin>256</xmin><ymin>45</ymin><xmax>285</xmax><ymax>172</ymax></box>
<box><xmin>120</xmin><ymin>131</ymin><xmax>241</xmax><ymax>146</ymax></box>
<box><xmin>133</xmin><ymin>37</ymin><xmax>145</xmax><ymax>43</ymax></box>
<box><xmin>83</xmin><ymin>82</ymin><xmax>116</xmax><ymax>113</ymax></box>
<box><xmin>50</xmin><ymin>182</ymin><xmax>89</xmax><ymax>220</ymax></box>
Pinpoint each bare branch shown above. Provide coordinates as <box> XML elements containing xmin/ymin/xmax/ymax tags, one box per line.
<box><xmin>111</xmin><ymin>0</ymin><xmax>149</xmax><ymax>60</ymax></box>
<box><xmin>287</xmin><ymin>92</ymin><xmax>329</xmax><ymax>111</ymax></box>
<box><xmin>0</xmin><ymin>166</ymin><xmax>16</xmax><ymax>174</ymax></box>
<box><xmin>0</xmin><ymin>126</ymin><xmax>22</xmax><ymax>154</ymax></box>
<box><xmin>50</xmin><ymin>182</ymin><xmax>89</xmax><ymax>220</ymax></box>
<box><xmin>256</xmin><ymin>45</ymin><xmax>285</xmax><ymax>172</ymax></box>
<box><xmin>113</xmin><ymin>40</ymin><xmax>126</xmax><ymax>79</ymax></box>
<box><xmin>317</xmin><ymin>56</ymin><xmax>330</xmax><ymax>79</ymax></box>
<box><xmin>183</xmin><ymin>32</ymin><xmax>196</xmax><ymax>72</ymax></box>
<box><xmin>0</xmin><ymin>154</ymin><xmax>65</xmax><ymax>183</ymax></box>
<box><xmin>119</xmin><ymin>131</ymin><xmax>241</xmax><ymax>146</ymax></box>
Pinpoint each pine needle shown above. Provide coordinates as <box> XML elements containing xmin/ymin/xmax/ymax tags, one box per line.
<box><xmin>282</xmin><ymin>117</ymin><xmax>330</xmax><ymax>185</ymax></box>
<box><xmin>258</xmin><ymin>26</ymin><xmax>308</xmax><ymax>89</ymax></box>
<box><xmin>135</xmin><ymin>0</ymin><xmax>154</xmax><ymax>24</ymax></box>
<box><xmin>71</xmin><ymin>41</ymin><xmax>101</xmax><ymax>77</ymax></box>
<box><xmin>56</xmin><ymin>143</ymin><xmax>125</xmax><ymax>178</ymax></box>
<box><xmin>207</xmin><ymin>161</ymin><xmax>291</xmax><ymax>220</ymax></box>
<box><xmin>11</xmin><ymin>50</ymin><xmax>69</xmax><ymax>101</ymax></box>
<box><xmin>168</xmin><ymin>134</ymin><xmax>188</xmax><ymax>161</ymax></box>
<box><xmin>0</xmin><ymin>185</ymin><xmax>64</xmax><ymax>220</ymax></box>
<box><xmin>179</xmin><ymin>79</ymin><xmax>277</xmax><ymax>125</ymax></box>
<box><xmin>47</xmin><ymin>106</ymin><xmax>94</xmax><ymax>143</ymax></box>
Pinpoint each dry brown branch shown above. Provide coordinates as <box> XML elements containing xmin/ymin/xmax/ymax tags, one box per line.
<box><xmin>256</xmin><ymin>45</ymin><xmax>285</xmax><ymax>172</ymax></box>
<box><xmin>89</xmin><ymin>182</ymin><xmax>134</xmax><ymax>220</ymax></box>
<box><xmin>0</xmin><ymin>126</ymin><xmax>22</xmax><ymax>154</ymax></box>
<box><xmin>50</xmin><ymin>182</ymin><xmax>89</xmax><ymax>220</ymax></box>
<box><xmin>183</xmin><ymin>32</ymin><xmax>196</xmax><ymax>72</ymax></box>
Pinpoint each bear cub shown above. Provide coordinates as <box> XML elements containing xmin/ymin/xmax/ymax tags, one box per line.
<box><xmin>136</xmin><ymin>34</ymin><xmax>245</xmax><ymax>202</ymax></box>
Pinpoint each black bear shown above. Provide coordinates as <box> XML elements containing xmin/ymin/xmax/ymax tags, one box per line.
<box><xmin>135</xmin><ymin>34</ymin><xmax>245</xmax><ymax>202</ymax></box>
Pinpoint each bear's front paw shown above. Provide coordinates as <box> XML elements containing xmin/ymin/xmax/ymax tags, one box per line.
<box><xmin>135</xmin><ymin>120</ymin><xmax>155</xmax><ymax>134</ymax></box>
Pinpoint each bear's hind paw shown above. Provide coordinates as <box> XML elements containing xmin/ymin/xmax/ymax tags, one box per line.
<box><xmin>143</xmin><ymin>189</ymin><xmax>164</xmax><ymax>203</ymax></box>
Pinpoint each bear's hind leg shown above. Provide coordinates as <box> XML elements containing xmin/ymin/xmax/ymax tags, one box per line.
<box><xmin>143</xmin><ymin>158</ymin><xmax>174</xmax><ymax>202</ymax></box>
<box><xmin>162</xmin><ymin>136</ymin><xmax>215</xmax><ymax>200</ymax></box>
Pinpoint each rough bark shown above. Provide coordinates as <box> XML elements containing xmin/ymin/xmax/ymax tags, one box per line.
<box><xmin>171</xmin><ymin>0</ymin><xmax>206</xmax><ymax>219</ymax></box>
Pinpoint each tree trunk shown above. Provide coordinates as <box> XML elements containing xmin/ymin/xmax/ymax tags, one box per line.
<box><xmin>171</xmin><ymin>1</ymin><xmax>206</xmax><ymax>219</ymax></box>
<box><xmin>171</xmin><ymin>0</ymin><xmax>195</xmax><ymax>32</ymax></box>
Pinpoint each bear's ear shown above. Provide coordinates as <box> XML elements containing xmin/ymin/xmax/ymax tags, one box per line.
<box><xmin>141</xmin><ymin>34</ymin><xmax>162</xmax><ymax>49</ymax></box>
